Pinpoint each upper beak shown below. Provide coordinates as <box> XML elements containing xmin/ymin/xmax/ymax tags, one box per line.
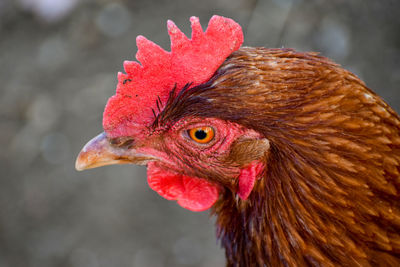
<box><xmin>75</xmin><ymin>132</ymin><xmax>155</xmax><ymax>171</ymax></box>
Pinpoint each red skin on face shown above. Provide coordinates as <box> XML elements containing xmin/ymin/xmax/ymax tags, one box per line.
<box><xmin>125</xmin><ymin>117</ymin><xmax>265</xmax><ymax>211</ymax></box>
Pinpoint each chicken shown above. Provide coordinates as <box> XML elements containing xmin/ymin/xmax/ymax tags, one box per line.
<box><xmin>75</xmin><ymin>15</ymin><xmax>400</xmax><ymax>266</ymax></box>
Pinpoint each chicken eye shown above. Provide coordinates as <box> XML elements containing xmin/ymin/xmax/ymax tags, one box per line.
<box><xmin>188</xmin><ymin>127</ymin><xmax>215</xmax><ymax>144</ymax></box>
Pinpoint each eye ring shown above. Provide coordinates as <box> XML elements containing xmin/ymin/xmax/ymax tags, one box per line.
<box><xmin>188</xmin><ymin>127</ymin><xmax>215</xmax><ymax>144</ymax></box>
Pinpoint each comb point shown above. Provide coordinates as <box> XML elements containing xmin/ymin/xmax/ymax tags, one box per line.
<box><xmin>136</xmin><ymin>35</ymin><xmax>169</xmax><ymax>67</ymax></box>
<box><xmin>190</xmin><ymin>16</ymin><xmax>203</xmax><ymax>40</ymax></box>
<box><xmin>168</xmin><ymin>19</ymin><xmax>190</xmax><ymax>51</ymax></box>
<box><xmin>123</xmin><ymin>60</ymin><xmax>141</xmax><ymax>75</ymax></box>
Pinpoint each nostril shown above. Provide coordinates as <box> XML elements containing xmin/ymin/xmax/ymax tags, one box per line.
<box><xmin>109</xmin><ymin>137</ymin><xmax>135</xmax><ymax>148</ymax></box>
<box><xmin>121</xmin><ymin>139</ymin><xmax>134</xmax><ymax>148</ymax></box>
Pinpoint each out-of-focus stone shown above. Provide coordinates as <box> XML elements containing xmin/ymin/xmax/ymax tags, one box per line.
<box><xmin>18</xmin><ymin>0</ymin><xmax>78</xmax><ymax>22</ymax></box>
<box><xmin>37</xmin><ymin>35</ymin><xmax>70</xmax><ymax>70</ymax></box>
<box><xmin>68</xmin><ymin>73</ymin><xmax>115</xmax><ymax>121</ymax></box>
<box><xmin>173</xmin><ymin>236</ymin><xmax>203</xmax><ymax>265</ymax></box>
<box><xmin>40</xmin><ymin>132</ymin><xmax>70</xmax><ymax>165</ymax></box>
<box><xmin>27</xmin><ymin>93</ymin><xmax>60</xmax><ymax>131</ymax></box>
<box><xmin>69</xmin><ymin>248</ymin><xmax>99</xmax><ymax>267</ymax></box>
<box><xmin>315</xmin><ymin>16</ymin><xmax>350</xmax><ymax>61</ymax></box>
<box><xmin>95</xmin><ymin>3</ymin><xmax>132</xmax><ymax>38</ymax></box>
<box><xmin>133</xmin><ymin>248</ymin><xmax>165</xmax><ymax>267</ymax></box>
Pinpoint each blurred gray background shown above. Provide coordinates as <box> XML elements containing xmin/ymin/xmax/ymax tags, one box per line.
<box><xmin>0</xmin><ymin>0</ymin><xmax>399</xmax><ymax>266</ymax></box>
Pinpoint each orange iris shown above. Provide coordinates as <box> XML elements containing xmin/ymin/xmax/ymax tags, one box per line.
<box><xmin>188</xmin><ymin>127</ymin><xmax>215</xmax><ymax>144</ymax></box>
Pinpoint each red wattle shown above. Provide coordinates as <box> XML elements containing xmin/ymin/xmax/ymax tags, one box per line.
<box><xmin>147</xmin><ymin>162</ymin><xmax>219</xmax><ymax>212</ymax></box>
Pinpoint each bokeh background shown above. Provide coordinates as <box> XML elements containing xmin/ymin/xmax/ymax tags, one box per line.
<box><xmin>0</xmin><ymin>0</ymin><xmax>399</xmax><ymax>266</ymax></box>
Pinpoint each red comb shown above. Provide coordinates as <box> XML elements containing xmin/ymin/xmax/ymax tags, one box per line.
<box><xmin>103</xmin><ymin>15</ymin><xmax>243</xmax><ymax>137</ymax></box>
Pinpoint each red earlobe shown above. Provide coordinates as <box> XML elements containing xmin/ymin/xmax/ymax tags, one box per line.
<box><xmin>238</xmin><ymin>161</ymin><xmax>265</xmax><ymax>200</ymax></box>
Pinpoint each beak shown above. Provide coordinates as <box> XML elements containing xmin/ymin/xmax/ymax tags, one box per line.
<box><xmin>75</xmin><ymin>132</ymin><xmax>155</xmax><ymax>171</ymax></box>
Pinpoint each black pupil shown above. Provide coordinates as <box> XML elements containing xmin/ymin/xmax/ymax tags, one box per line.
<box><xmin>195</xmin><ymin>130</ymin><xmax>207</xmax><ymax>140</ymax></box>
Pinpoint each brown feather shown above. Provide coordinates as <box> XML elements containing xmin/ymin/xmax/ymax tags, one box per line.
<box><xmin>158</xmin><ymin>47</ymin><xmax>400</xmax><ymax>266</ymax></box>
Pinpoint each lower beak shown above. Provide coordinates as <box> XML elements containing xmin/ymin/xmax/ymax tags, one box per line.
<box><xmin>75</xmin><ymin>132</ymin><xmax>154</xmax><ymax>171</ymax></box>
